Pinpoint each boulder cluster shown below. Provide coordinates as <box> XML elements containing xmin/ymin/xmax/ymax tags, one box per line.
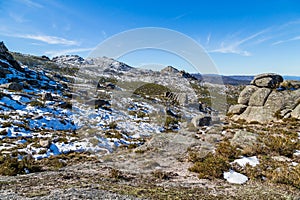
<box><xmin>228</xmin><ymin>73</ymin><xmax>300</xmax><ymax>123</ymax></box>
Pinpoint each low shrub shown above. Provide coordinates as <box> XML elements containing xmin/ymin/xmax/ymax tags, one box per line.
<box><xmin>189</xmin><ymin>153</ymin><xmax>230</xmax><ymax>179</ymax></box>
<box><xmin>0</xmin><ymin>155</ymin><xmax>42</xmax><ymax>176</ymax></box>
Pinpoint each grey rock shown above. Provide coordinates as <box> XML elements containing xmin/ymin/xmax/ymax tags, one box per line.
<box><xmin>248</xmin><ymin>88</ymin><xmax>271</xmax><ymax>106</ymax></box>
<box><xmin>3</xmin><ymin>82</ymin><xmax>23</xmax><ymax>91</ymax></box>
<box><xmin>280</xmin><ymin>109</ymin><xmax>292</xmax><ymax>119</ymax></box>
<box><xmin>0</xmin><ymin>68</ymin><xmax>11</xmax><ymax>78</ymax></box>
<box><xmin>161</xmin><ymin>66</ymin><xmax>179</xmax><ymax>74</ymax></box>
<box><xmin>238</xmin><ymin>85</ymin><xmax>259</xmax><ymax>105</ymax></box>
<box><xmin>228</xmin><ymin>104</ymin><xmax>247</xmax><ymax>115</ymax></box>
<box><xmin>251</xmin><ymin>73</ymin><xmax>283</xmax><ymax>88</ymax></box>
<box><xmin>0</xmin><ymin>42</ymin><xmax>24</xmax><ymax>72</ymax></box>
<box><xmin>192</xmin><ymin>114</ymin><xmax>212</xmax><ymax>127</ymax></box>
<box><xmin>42</xmin><ymin>92</ymin><xmax>53</xmax><ymax>101</ymax></box>
<box><xmin>230</xmin><ymin>130</ymin><xmax>259</xmax><ymax>149</ymax></box>
<box><xmin>232</xmin><ymin>106</ymin><xmax>276</xmax><ymax>123</ymax></box>
<box><xmin>291</xmin><ymin>104</ymin><xmax>300</xmax><ymax>119</ymax></box>
<box><xmin>39</xmin><ymin>139</ymin><xmax>50</xmax><ymax>148</ymax></box>
<box><xmin>264</xmin><ymin>91</ymin><xmax>286</xmax><ymax>111</ymax></box>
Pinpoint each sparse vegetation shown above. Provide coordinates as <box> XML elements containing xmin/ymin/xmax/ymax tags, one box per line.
<box><xmin>133</xmin><ymin>83</ymin><xmax>170</xmax><ymax>98</ymax></box>
<box><xmin>189</xmin><ymin>153</ymin><xmax>230</xmax><ymax>179</ymax></box>
<box><xmin>0</xmin><ymin>154</ymin><xmax>42</xmax><ymax>176</ymax></box>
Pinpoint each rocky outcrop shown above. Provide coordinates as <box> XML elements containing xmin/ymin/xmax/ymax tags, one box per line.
<box><xmin>0</xmin><ymin>42</ymin><xmax>65</xmax><ymax>91</ymax></box>
<box><xmin>228</xmin><ymin>73</ymin><xmax>300</xmax><ymax>123</ymax></box>
<box><xmin>161</xmin><ymin>66</ymin><xmax>179</xmax><ymax>74</ymax></box>
<box><xmin>0</xmin><ymin>42</ymin><xmax>24</xmax><ymax>72</ymax></box>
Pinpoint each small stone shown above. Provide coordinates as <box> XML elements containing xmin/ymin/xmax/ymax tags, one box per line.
<box><xmin>8</xmin><ymin>82</ymin><xmax>23</xmax><ymax>91</ymax></box>
<box><xmin>39</xmin><ymin>139</ymin><xmax>50</xmax><ymax>148</ymax></box>
<box><xmin>42</xmin><ymin>92</ymin><xmax>53</xmax><ymax>101</ymax></box>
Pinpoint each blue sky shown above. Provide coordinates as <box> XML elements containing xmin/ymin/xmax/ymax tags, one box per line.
<box><xmin>1</xmin><ymin>0</ymin><xmax>300</xmax><ymax>75</ymax></box>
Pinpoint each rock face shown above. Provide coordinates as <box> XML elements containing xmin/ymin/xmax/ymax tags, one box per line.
<box><xmin>229</xmin><ymin>73</ymin><xmax>300</xmax><ymax>123</ymax></box>
<box><xmin>161</xmin><ymin>66</ymin><xmax>179</xmax><ymax>74</ymax></box>
<box><xmin>0</xmin><ymin>42</ymin><xmax>24</xmax><ymax>72</ymax></box>
<box><xmin>237</xmin><ymin>85</ymin><xmax>258</xmax><ymax>105</ymax></box>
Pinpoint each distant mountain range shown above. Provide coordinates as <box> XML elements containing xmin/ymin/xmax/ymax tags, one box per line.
<box><xmin>192</xmin><ymin>74</ymin><xmax>300</xmax><ymax>85</ymax></box>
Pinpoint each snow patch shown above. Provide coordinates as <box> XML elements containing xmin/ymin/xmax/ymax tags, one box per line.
<box><xmin>232</xmin><ymin>156</ymin><xmax>259</xmax><ymax>167</ymax></box>
<box><xmin>224</xmin><ymin>170</ymin><xmax>248</xmax><ymax>184</ymax></box>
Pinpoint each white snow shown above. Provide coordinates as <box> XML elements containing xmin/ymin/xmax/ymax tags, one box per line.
<box><xmin>294</xmin><ymin>150</ymin><xmax>300</xmax><ymax>157</ymax></box>
<box><xmin>223</xmin><ymin>170</ymin><xmax>248</xmax><ymax>184</ymax></box>
<box><xmin>232</xmin><ymin>156</ymin><xmax>259</xmax><ymax>167</ymax></box>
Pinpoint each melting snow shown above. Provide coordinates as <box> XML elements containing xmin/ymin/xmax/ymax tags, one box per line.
<box><xmin>224</xmin><ymin>170</ymin><xmax>248</xmax><ymax>184</ymax></box>
<box><xmin>232</xmin><ymin>156</ymin><xmax>259</xmax><ymax>167</ymax></box>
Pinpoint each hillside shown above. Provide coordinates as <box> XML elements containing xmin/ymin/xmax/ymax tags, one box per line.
<box><xmin>0</xmin><ymin>42</ymin><xmax>300</xmax><ymax>199</ymax></box>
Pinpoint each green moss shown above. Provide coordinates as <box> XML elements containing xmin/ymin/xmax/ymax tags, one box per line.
<box><xmin>133</xmin><ymin>83</ymin><xmax>170</xmax><ymax>97</ymax></box>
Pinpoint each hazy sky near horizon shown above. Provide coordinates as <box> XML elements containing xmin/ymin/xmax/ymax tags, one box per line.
<box><xmin>1</xmin><ymin>0</ymin><xmax>300</xmax><ymax>75</ymax></box>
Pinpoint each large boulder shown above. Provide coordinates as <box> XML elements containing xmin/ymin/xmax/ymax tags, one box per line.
<box><xmin>248</xmin><ymin>88</ymin><xmax>271</xmax><ymax>106</ymax></box>
<box><xmin>232</xmin><ymin>106</ymin><xmax>276</xmax><ymax>123</ymax></box>
<box><xmin>229</xmin><ymin>73</ymin><xmax>300</xmax><ymax>123</ymax></box>
<box><xmin>238</xmin><ymin>85</ymin><xmax>259</xmax><ymax>105</ymax></box>
<box><xmin>251</xmin><ymin>73</ymin><xmax>283</xmax><ymax>88</ymax></box>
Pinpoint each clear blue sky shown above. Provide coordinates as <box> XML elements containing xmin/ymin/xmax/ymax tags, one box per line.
<box><xmin>1</xmin><ymin>0</ymin><xmax>300</xmax><ymax>75</ymax></box>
